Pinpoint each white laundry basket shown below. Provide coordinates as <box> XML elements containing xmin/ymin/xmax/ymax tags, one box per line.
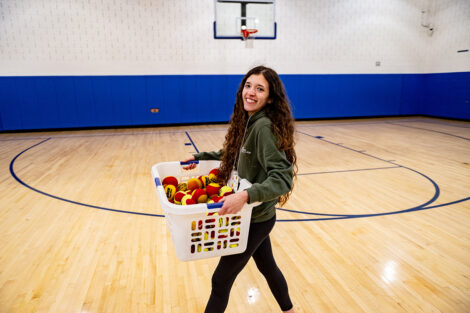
<box><xmin>151</xmin><ymin>160</ymin><xmax>257</xmax><ymax>261</ymax></box>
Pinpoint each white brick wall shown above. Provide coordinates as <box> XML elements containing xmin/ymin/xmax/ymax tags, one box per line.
<box><xmin>0</xmin><ymin>0</ymin><xmax>468</xmax><ymax>75</ymax></box>
<box><xmin>423</xmin><ymin>0</ymin><xmax>470</xmax><ymax>73</ymax></box>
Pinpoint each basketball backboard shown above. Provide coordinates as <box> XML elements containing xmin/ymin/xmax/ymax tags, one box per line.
<box><xmin>214</xmin><ymin>0</ymin><xmax>276</xmax><ymax>40</ymax></box>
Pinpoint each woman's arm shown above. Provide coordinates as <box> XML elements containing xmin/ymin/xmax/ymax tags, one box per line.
<box><xmin>193</xmin><ymin>149</ymin><xmax>223</xmax><ymax>161</ymax></box>
<box><xmin>246</xmin><ymin>125</ymin><xmax>293</xmax><ymax>203</ymax></box>
<box><xmin>182</xmin><ymin>149</ymin><xmax>223</xmax><ymax>170</ymax></box>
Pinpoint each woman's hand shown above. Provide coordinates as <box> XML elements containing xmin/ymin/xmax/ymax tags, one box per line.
<box><xmin>181</xmin><ymin>156</ymin><xmax>196</xmax><ymax>170</ymax></box>
<box><xmin>219</xmin><ymin>190</ymin><xmax>249</xmax><ymax>215</ymax></box>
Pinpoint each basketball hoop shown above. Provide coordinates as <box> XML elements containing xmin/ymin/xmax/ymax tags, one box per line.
<box><xmin>241</xmin><ymin>27</ymin><xmax>258</xmax><ymax>40</ymax></box>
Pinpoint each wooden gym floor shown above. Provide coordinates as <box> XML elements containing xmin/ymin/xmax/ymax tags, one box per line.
<box><xmin>0</xmin><ymin>116</ymin><xmax>469</xmax><ymax>313</ymax></box>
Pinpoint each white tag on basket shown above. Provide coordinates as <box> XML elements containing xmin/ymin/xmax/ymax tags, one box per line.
<box><xmin>237</xmin><ymin>178</ymin><xmax>251</xmax><ymax>192</ymax></box>
<box><xmin>227</xmin><ymin>169</ymin><xmax>240</xmax><ymax>191</ymax></box>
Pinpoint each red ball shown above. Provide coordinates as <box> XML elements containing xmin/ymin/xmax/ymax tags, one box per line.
<box><xmin>206</xmin><ymin>183</ymin><xmax>221</xmax><ymax>197</ymax></box>
<box><xmin>162</xmin><ymin>176</ymin><xmax>178</xmax><ymax>187</ymax></box>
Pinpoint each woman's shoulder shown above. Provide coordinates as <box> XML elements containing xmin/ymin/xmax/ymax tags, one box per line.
<box><xmin>251</xmin><ymin>116</ymin><xmax>276</xmax><ymax>141</ymax></box>
<box><xmin>252</xmin><ymin>115</ymin><xmax>272</xmax><ymax>129</ymax></box>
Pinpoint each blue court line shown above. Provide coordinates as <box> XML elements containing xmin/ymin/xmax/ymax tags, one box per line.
<box><xmin>278</xmin><ymin>164</ymin><xmax>440</xmax><ymax>218</ymax></box>
<box><xmin>9</xmin><ymin>138</ymin><xmax>164</xmax><ymax>218</ymax></box>
<box><xmin>388</xmin><ymin>123</ymin><xmax>470</xmax><ymax>141</ymax></box>
<box><xmin>290</xmin><ymin>131</ymin><xmax>441</xmax><ymax>218</ymax></box>
<box><xmin>276</xmin><ymin>197</ymin><xmax>470</xmax><ymax>222</ymax></box>
<box><xmin>185</xmin><ymin>131</ymin><xmax>199</xmax><ymax>153</ymax></box>
<box><xmin>297</xmin><ymin>131</ymin><xmax>399</xmax><ymax>165</ymax></box>
<box><xmin>8</xmin><ymin>131</ymin><xmax>464</xmax><ymax>222</ymax></box>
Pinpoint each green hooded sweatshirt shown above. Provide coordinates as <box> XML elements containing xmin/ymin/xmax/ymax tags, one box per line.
<box><xmin>193</xmin><ymin>109</ymin><xmax>293</xmax><ymax>223</ymax></box>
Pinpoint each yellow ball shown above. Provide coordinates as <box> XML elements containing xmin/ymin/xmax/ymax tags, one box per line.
<box><xmin>198</xmin><ymin>175</ymin><xmax>210</xmax><ymax>188</ymax></box>
<box><xmin>219</xmin><ymin>186</ymin><xmax>233</xmax><ymax>197</ymax></box>
<box><xmin>164</xmin><ymin>184</ymin><xmax>176</xmax><ymax>201</ymax></box>
<box><xmin>209</xmin><ymin>168</ymin><xmax>219</xmax><ymax>183</ymax></box>
<box><xmin>181</xmin><ymin>194</ymin><xmax>195</xmax><ymax>205</ymax></box>
<box><xmin>177</xmin><ymin>182</ymin><xmax>188</xmax><ymax>191</ymax></box>
<box><xmin>187</xmin><ymin>178</ymin><xmax>202</xmax><ymax>191</ymax></box>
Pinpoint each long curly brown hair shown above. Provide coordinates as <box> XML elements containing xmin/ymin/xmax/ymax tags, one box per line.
<box><xmin>218</xmin><ymin>66</ymin><xmax>297</xmax><ymax>206</ymax></box>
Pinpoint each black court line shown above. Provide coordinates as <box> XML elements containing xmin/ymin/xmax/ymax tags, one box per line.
<box><xmin>0</xmin><ymin>127</ymin><xmax>229</xmax><ymax>142</ymax></box>
<box><xmin>0</xmin><ymin>126</ymin><xmax>230</xmax><ymax>142</ymax></box>
<box><xmin>0</xmin><ymin>118</ymin><xmax>429</xmax><ymax>143</ymax></box>
<box><xmin>298</xmin><ymin>166</ymin><xmax>401</xmax><ymax>176</ymax></box>
<box><xmin>3</xmin><ymin>118</ymin><xmax>466</xmax><ymax>142</ymax></box>
<box><xmin>388</xmin><ymin>122</ymin><xmax>470</xmax><ymax>141</ymax></box>
<box><xmin>0</xmin><ymin>130</ymin><xmax>192</xmax><ymax>142</ymax></box>
<box><xmin>0</xmin><ymin>137</ymin><xmax>53</xmax><ymax>142</ymax></box>
<box><xmin>298</xmin><ymin>131</ymin><xmax>401</xmax><ymax>165</ymax></box>
<box><xmin>396</xmin><ymin>119</ymin><xmax>470</xmax><ymax>129</ymax></box>
<box><xmin>9</xmin><ymin>138</ymin><xmax>164</xmax><ymax>218</ymax></box>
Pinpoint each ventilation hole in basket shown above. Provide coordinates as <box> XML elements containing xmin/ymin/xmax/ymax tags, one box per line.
<box><xmin>207</xmin><ymin>212</ymin><xmax>218</xmax><ymax>216</ymax></box>
<box><xmin>218</xmin><ymin>229</ymin><xmax>228</xmax><ymax>239</ymax></box>
<box><xmin>230</xmin><ymin>238</ymin><xmax>239</xmax><ymax>243</ymax></box>
<box><xmin>225</xmin><ymin>217</ymin><xmax>230</xmax><ymax>227</ymax></box>
<box><xmin>191</xmin><ymin>245</ymin><xmax>195</xmax><ymax>253</ymax></box>
<box><xmin>198</xmin><ymin>220</ymin><xmax>203</xmax><ymax>230</ymax></box>
<box><xmin>204</xmin><ymin>232</ymin><xmax>209</xmax><ymax>240</ymax></box>
<box><xmin>204</xmin><ymin>247</ymin><xmax>214</xmax><ymax>252</ymax></box>
<box><xmin>229</xmin><ymin>227</ymin><xmax>241</xmax><ymax>237</ymax></box>
<box><xmin>231</xmin><ymin>221</ymin><xmax>241</xmax><ymax>226</ymax></box>
<box><xmin>232</xmin><ymin>216</ymin><xmax>241</xmax><ymax>220</ymax></box>
<box><xmin>191</xmin><ymin>221</ymin><xmax>196</xmax><ymax>231</ymax></box>
<box><xmin>192</xmin><ymin>232</ymin><xmax>202</xmax><ymax>237</ymax></box>
<box><xmin>205</xmin><ymin>224</ymin><xmax>215</xmax><ymax>229</ymax></box>
<box><xmin>229</xmin><ymin>244</ymin><xmax>239</xmax><ymax>248</ymax></box>
<box><xmin>197</xmin><ymin>244</ymin><xmax>202</xmax><ymax>252</ymax></box>
<box><xmin>191</xmin><ymin>237</ymin><xmax>201</xmax><ymax>242</ymax></box>
<box><xmin>218</xmin><ymin>218</ymin><xmax>223</xmax><ymax>227</ymax></box>
<box><xmin>211</xmin><ymin>231</ymin><xmax>215</xmax><ymax>239</ymax></box>
<box><xmin>206</xmin><ymin>218</ymin><xmax>216</xmax><ymax>223</ymax></box>
<box><xmin>204</xmin><ymin>242</ymin><xmax>214</xmax><ymax>246</ymax></box>
<box><xmin>217</xmin><ymin>241</ymin><xmax>222</xmax><ymax>249</ymax></box>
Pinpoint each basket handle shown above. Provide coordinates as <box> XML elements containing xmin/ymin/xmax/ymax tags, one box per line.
<box><xmin>180</xmin><ymin>160</ymin><xmax>199</xmax><ymax>165</ymax></box>
<box><xmin>207</xmin><ymin>202</ymin><xmax>223</xmax><ymax>210</ymax></box>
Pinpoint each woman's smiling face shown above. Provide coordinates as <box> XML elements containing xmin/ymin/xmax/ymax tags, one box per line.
<box><xmin>243</xmin><ymin>74</ymin><xmax>271</xmax><ymax>115</ymax></box>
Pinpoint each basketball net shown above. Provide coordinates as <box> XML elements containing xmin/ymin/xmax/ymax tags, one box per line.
<box><xmin>241</xmin><ymin>28</ymin><xmax>257</xmax><ymax>48</ymax></box>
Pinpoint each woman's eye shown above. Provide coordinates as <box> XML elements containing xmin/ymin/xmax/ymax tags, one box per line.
<box><xmin>257</xmin><ymin>87</ymin><xmax>264</xmax><ymax>92</ymax></box>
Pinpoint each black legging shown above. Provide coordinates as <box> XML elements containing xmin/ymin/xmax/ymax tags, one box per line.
<box><xmin>205</xmin><ymin>215</ymin><xmax>293</xmax><ymax>312</ymax></box>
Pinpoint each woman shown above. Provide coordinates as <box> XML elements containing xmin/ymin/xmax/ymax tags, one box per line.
<box><xmin>183</xmin><ymin>66</ymin><xmax>297</xmax><ymax>313</ymax></box>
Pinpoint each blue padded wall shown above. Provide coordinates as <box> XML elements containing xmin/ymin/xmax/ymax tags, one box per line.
<box><xmin>0</xmin><ymin>75</ymin><xmax>242</xmax><ymax>130</ymax></box>
<box><xmin>0</xmin><ymin>72</ymin><xmax>468</xmax><ymax>131</ymax></box>
<box><xmin>283</xmin><ymin>74</ymin><xmax>404</xmax><ymax>119</ymax></box>
<box><xmin>422</xmin><ymin>72</ymin><xmax>470</xmax><ymax>120</ymax></box>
